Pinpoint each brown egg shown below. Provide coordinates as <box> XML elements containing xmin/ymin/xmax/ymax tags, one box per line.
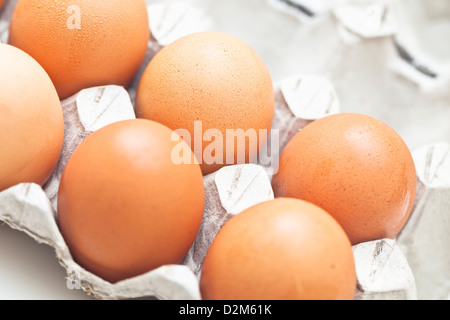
<box><xmin>57</xmin><ymin>119</ymin><xmax>205</xmax><ymax>283</ymax></box>
<box><xmin>272</xmin><ymin>113</ymin><xmax>417</xmax><ymax>245</ymax></box>
<box><xmin>200</xmin><ymin>198</ymin><xmax>357</xmax><ymax>300</ymax></box>
<box><xmin>9</xmin><ymin>0</ymin><xmax>150</xmax><ymax>99</ymax></box>
<box><xmin>135</xmin><ymin>32</ymin><xmax>275</xmax><ymax>176</ymax></box>
<box><xmin>0</xmin><ymin>44</ymin><xmax>64</xmax><ymax>192</ymax></box>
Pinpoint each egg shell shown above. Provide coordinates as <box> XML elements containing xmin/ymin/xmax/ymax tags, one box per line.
<box><xmin>57</xmin><ymin>119</ymin><xmax>205</xmax><ymax>283</ymax></box>
<box><xmin>272</xmin><ymin>113</ymin><xmax>417</xmax><ymax>245</ymax></box>
<box><xmin>200</xmin><ymin>198</ymin><xmax>357</xmax><ymax>300</ymax></box>
<box><xmin>135</xmin><ymin>31</ymin><xmax>275</xmax><ymax>176</ymax></box>
<box><xmin>8</xmin><ymin>0</ymin><xmax>150</xmax><ymax>99</ymax></box>
<box><xmin>0</xmin><ymin>44</ymin><xmax>64</xmax><ymax>192</ymax></box>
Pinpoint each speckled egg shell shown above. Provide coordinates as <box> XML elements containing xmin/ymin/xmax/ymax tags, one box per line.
<box><xmin>9</xmin><ymin>0</ymin><xmax>150</xmax><ymax>99</ymax></box>
<box><xmin>200</xmin><ymin>198</ymin><xmax>357</xmax><ymax>300</ymax></box>
<box><xmin>58</xmin><ymin>119</ymin><xmax>205</xmax><ymax>283</ymax></box>
<box><xmin>135</xmin><ymin>31</ymin><xmax>275</xmax><ymax>176</ymax></box>
<box><xmin>272</xmin><ymin>113</ymin><xmax>417</xmax><ymax>245</ymax></box>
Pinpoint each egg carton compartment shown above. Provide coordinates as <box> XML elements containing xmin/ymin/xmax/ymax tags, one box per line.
<box><xmin>0</xmin><ymin>0</ymin><xmax>449</xmax><ymax>300</ymax></box>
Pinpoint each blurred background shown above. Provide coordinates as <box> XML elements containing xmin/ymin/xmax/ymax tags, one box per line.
<box><xmin>0</xmin><ymin>0</ymin><xmax>448</xmax><ymax>299</ymax></box>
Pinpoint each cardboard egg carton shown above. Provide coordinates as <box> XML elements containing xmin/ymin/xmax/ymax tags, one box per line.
<box><xmin>390</xmin><ymin>0</ymin><xmax>450</xmax><ymax>91</ymax></box>
<box><xmin>398</xmin><ymin>143</ymin><xmax>450</xmax><ymax>300</ymax></box>
<box><xmin>0</xmin><ymin>79</ymin><xmax>423</xmax><ymax>300</ymax></box>
<box><xmin>0</xmin><ymin>0</ymin><xmax>449</xmax><ymax>300</ymax></box>
<box><xmin>268</xmin><ymin>0</ymin><xmax>450</xmax><ymax>90</ymax></box>
<box><xmin>267</xmin><ymin>0</ymin><xmax>395</xmax><ymax>38</ymax></box>
<box><xmin>0</xmin><ymin>0</ymin><xmax>15</xmax><ymax>41</ymax></box>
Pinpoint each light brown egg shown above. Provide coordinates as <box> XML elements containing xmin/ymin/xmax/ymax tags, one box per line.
<box><xmin>135</xmin><ymin>32</ymin><xmax>275</xmax><ymax>176</ymax></box>
<box><xmin>57</xmin><ymin>119</ymin><xmax>205</xmax><ymax>283</ymax></box>
<box><xmin>0</xmin><ymin>44</ymin><xmax>64</xmax><ymax>192</ymax></box>
<box><xmin>200</xmin><ymin>198</ymin><xmax>357</xmax><ymax>300</ymax></box>
<box><xmin>9</xmin><ymin>0</ymin><xmax>150</xmax><ymax>99</ymax></box>
<box><xmin>272</xmin><ymin>113</ymin><xmax>417</xmax><ymax>245</ymax></box>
